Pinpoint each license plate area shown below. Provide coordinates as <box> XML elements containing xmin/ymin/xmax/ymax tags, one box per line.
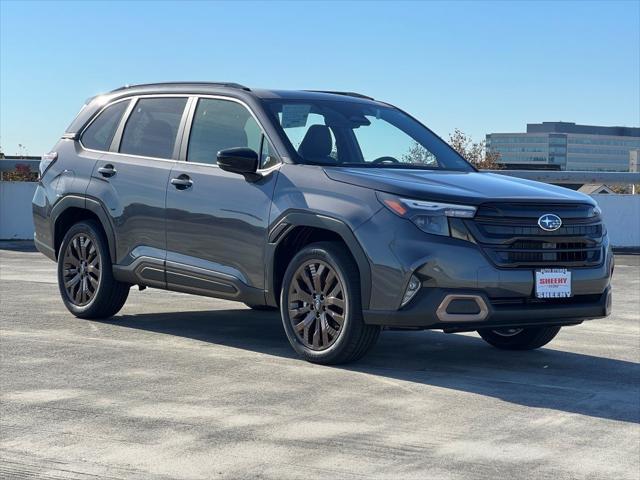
<box><xmin>535</xmin><ymin>268</ymin><xmax>572</xmax><ymax>298</ymax></box>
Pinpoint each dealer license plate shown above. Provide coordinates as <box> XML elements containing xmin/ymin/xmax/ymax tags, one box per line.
<box><xmin>535</xmin><ymin>269</ymin><xmax>572</xmax><ymax>298</ymax></box>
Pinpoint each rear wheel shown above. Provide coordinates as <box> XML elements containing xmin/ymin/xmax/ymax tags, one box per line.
<box><xmin>57</xmin><ymin>220</ymin><xmax>130</xmax><ymax>319</ymax></box>
<box><xmin>477</xmin><ymin>326</ymin><xmax>561</xmax><ymax>350</ymax></box>
<box><xmin>280</xmin><ymin>241</ymin><xmax>380</xmax><ymax>365</ymax></box>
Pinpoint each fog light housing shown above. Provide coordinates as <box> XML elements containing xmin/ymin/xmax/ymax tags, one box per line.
<box><xmin>414</xmin><ymin>215</ymin><xmax>449</xmax><ymax>236</ymax></box>
<box><xmin>401</xmin><ymin>274</ymin><xmax>421</xmax><ymax>307</ymax></box>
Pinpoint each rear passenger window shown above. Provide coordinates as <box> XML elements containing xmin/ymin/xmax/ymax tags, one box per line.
<box><xmin>81</xmin><ymin>100</ymin><xmax>129</xmax><ymax>151</ymax></box>
<box><xmin>187</xmin><ymin>98</ymin><xmax>263</xmax><ymax>164</ymax></box>
<box><xmin>119</xmin><ymin>97</ymin><xmax>187</xmax><ymax>159</ymax></box>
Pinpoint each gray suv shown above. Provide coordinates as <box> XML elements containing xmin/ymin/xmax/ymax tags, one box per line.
<box><xmin>33</xmin><ymin>82</ymin><xmax>613</xmax><ymax>364</ymax></box>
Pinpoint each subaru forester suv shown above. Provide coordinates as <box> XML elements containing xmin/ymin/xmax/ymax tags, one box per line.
<box><xmin>33</xmin><ymin>82</ymin><xmax>613</xmax><ymax>364</ymax></box>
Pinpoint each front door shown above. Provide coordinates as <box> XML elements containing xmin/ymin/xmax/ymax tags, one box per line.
<box><xmin>165</xmin><ymin>97</ymin><xmax>279</xmax><ymax>301</ymax></box>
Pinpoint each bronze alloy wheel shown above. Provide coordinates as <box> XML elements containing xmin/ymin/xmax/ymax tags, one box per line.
<box><xmin>287</xmin><ymin>260</ymin><xmax>347</xmax><ymax>351</ymax></box>
<box><xmin>62</xmin><ymin>233</ymin><xmax>101</xmax><ymax>306</ymax></box>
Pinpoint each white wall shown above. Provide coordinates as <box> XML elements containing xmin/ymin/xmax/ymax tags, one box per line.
<box><xmin>0</xmin><ymin>181</ymin><xmax>638</xmax><ymax>248</ymax></box>
<box><xmin>0</xmin><ymin>181</ymin><xmax>37</xmax><ymax>240</ymax></box>
<box><xmin>591</xmin><ymin>194</ymin><xmax>640</xmax><ymax>249</ymax></box>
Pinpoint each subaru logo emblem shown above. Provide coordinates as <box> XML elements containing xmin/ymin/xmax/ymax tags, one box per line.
<box><xmin>538</xmin><ymin>214</ymin><xmax>562</xmax><ymax>231</ymax></box>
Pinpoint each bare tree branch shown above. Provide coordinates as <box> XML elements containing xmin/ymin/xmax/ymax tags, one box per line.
<box><xmin>448</xmin><ymin>129</ymin><xmax>503</xmax><ymax>170</ymax></box>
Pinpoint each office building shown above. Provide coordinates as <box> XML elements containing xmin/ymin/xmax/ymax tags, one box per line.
<box><xmin>487</xmin><ymin>122</ymin><xmax>640</xmax><ymax>171</ymax></box>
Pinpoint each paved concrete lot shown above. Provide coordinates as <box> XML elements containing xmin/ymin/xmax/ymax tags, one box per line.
<box><xmin>1</xmin><ymin>244</ymin><xmax>639</xmax><ymax>479</ymax></box>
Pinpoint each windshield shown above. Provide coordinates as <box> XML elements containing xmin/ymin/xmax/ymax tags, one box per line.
<box><xmin>263</xmin><ymin>99</ymin><xmax>473</xmax><ymax>171</ymax></box>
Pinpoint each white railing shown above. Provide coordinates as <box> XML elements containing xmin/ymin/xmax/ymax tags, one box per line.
<box><xmin>0</xmin><ymin>181</ymin><xmax>37</xmax><ymax>240</ymax></box>
<box><xmin>1</xmin><ymin>172</ymin><xmax>639</xmax><ymax>248</ymax></box>
<box><xmin>589</xmin><ymin>194</ymin><xmax>640</xmax><ymax>248</ymax></box>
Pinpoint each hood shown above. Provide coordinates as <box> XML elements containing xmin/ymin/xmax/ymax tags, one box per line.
<box><xmin>323</xmin><ymin>168</ymin><xmax>596</xmax><ymax>206</ymax></box>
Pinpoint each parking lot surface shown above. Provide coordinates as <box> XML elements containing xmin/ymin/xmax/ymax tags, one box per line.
<box><xmin>1</xmin><ymin>243</ymin><xmax>639</xmax><ymax>479</ymax></box>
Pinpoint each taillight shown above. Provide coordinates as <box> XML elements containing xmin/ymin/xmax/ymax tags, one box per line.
<box><xmin>39</xmin><ymin>152</ymin><xmax>58</xmax><ymax>178</ymax></box>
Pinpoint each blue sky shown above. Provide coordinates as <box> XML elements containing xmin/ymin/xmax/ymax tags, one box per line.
<box><xmin>1</xmin><ymin>0</ymin><xmax>638</xmax><ymax>156</ymax></box>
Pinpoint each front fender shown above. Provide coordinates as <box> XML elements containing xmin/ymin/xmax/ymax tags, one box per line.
<box><xmin>264</xmin><ymin>210</ymin><xmax>373</xmax><ymax>308</ymax></box>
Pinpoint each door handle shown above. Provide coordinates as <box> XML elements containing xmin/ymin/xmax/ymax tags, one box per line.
<box><xmin>97</xmin><ymin>164</ymin><xmax>117</xmax><ymax>178</ymax></box>
<box><xmin>171</xmin><ymin>174</ymin><xmax>193</xmax><ymax>190</ymax></box>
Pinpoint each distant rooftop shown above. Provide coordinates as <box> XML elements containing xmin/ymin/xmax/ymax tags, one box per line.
<box><xmin>526</xmin><ymin>122</ymin><xmax>639</xmax><ymax>137</ymax></box>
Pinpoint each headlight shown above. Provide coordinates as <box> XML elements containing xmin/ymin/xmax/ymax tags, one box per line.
<box><xmin>377</xmin><ymin>192</ymin><xmax>477</xmax><ymax>238</ymax></box>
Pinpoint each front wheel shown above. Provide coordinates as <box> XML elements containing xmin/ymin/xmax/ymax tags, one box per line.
<box><xmin>280</xmin><ymin>242</ymin><xmax>380</xmax><ymax>365</ymax></box>
<box><xmin>477</xmin><ymin>326</ymin><xmax>561</xmax><ymax>350</ymax></box>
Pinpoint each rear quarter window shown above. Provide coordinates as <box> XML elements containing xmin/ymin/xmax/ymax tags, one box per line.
<box><xmin>81</xmin><ymin>100</ymin><xmax>129</xmax><ymax>151</ymax></box>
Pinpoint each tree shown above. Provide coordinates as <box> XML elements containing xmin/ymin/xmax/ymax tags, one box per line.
<box><xmin>1</xmin><ymin>164</ymin><xmax>38</xmax><ymax>182</ymax></box>
<box><xmin>448</xmin><ymin>128</ymin><xmax>503</xmax><ymax>170</ymax></box>
<box><xmin>610</xmin><ymin>184</ymin><xmax>640</xmax><ymax>194</ymax></box>
<box><xmin>402</xmin><ymin>142</ymin><xmax>437</xmax><ymax>165</ymax></box>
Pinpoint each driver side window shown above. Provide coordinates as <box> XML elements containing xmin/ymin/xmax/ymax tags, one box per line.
<box><xmin>188</xmin><ymin>98</ymin><xmax>265</xmax><ymax>165</ymax></box>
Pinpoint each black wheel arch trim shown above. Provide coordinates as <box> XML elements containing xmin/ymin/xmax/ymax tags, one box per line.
<box><xmin>50</xmin><ymin>194</ymin><xmax>117</xmax><ymax>263</ymax></box>
<box><xmin>265</xmin><ymin>210</ymin><xmax>372</xmax><ymax>309</ymax></box>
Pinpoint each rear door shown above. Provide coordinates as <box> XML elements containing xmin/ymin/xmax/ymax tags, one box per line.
<box><xmin>89</xmin><ymin>96</ymin><xmax>189</xmax><ymax>287</ymax></box>
<box><xmin>164</xmin><ymin>96</ymin><xmax>280</xmax><ymax>301</ymax></box>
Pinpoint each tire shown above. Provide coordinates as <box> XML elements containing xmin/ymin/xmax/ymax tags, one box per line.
<box><xmin>57</xmin><ymin>220</ymin><xmax>130</xmax><ymax>319</ymax></box>
<box><xmin>280</xmin><ymin>241</ymin><xmax>380</xmax><ymax>365</ymax></box>
<box><xmin>245</xmin><ymin>303</ymin><xmax>278</xmax><ymax>311</ymax></box>
<box><xmin>477</xmin><ymin>326</ymin><xmax>561</xmax><ymax>350</ymax></box>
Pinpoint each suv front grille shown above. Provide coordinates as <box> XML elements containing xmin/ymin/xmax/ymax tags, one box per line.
<box><xmin>465</xmin><ymin>203</ymin><xmax>604</xmax><ymax>268</ymax></box>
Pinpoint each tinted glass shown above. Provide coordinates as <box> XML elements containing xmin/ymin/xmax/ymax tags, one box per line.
<box><xmin>81</xmin><ymin>100</ymin><xmax>129</xmax><ymax>151</ymax></box>
<box><xmin>353</xmin><ymin>115</ymin><xmax>437</xmax><ymax>166</ymax></box>
<box><xmin>120</xmin><ymin>97</ymin><xmax>187</xmax><ymax>159</ymax></box>
<box><xmin>265</xmin><ymin>99</ymin><xmax>472</xmax><ymax>171</ymax></box>
<box><xmin>188</xmin><ymin>98</ymin><xmax>263</xmax><ymax>164</ymax></box>
<box><xmin>275</xmin><ymin>111</ymin><xmax>339</xmax><ymax>162</ymax></box>
<box><xmin>261</xmin><ymin>138</ymin><xmax>279</xmax><ymax>169</ymax></box>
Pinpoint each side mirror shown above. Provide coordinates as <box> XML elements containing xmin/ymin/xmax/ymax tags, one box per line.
<box><xmin>217</xmin><ymin>147</ymin><xmax>260</xmax><ymax>180</ymax></box>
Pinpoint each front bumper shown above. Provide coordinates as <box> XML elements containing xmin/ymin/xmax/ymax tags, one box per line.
<box><xmin>363</xmin><ymin>286</ymin><xmax>611</xmax><ymax>330</ymax></box>
<box><xmin>355</xmin><ymin>207</ymin><xmax>613</xmax><ymax>328</ymax></box>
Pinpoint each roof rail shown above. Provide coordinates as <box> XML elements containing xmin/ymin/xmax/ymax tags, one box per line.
<box><xmin>110</xmin><ymin>81</ymin><xmax>251</xmax><ymax>92</ymax></box>
<box><xmin>305</xmin><ymin>90</ymin><xmax>374</xmax><ymax>100</ymax></box>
